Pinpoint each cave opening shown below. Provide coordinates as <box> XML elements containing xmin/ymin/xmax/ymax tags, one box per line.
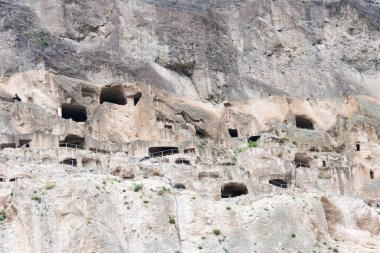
<box><xmin>19</xmin><ymin>139</ymin><xmax>31</xmax><ymax>148</ymax></box>
<box><xmin>295</xmin><ymin>115</ymin><xmax>314</xmax><ymax>130</ymax></box>
<box><xmin>184</xmin><ymin>148</ymin><xmax>195</xmax><ymax>154</ymax></box>
<box><xmin>100</xmin><ymin>85</ymin><xmax>127</xmax><ymax>105</ymax></box>
<box><xmin>62</xmin><ymin>103</ymin><xmax>87</xmax><ymax>122</ymax></box>
<box><xmin>174</xmin><ymin>183</ymin><xmax>186</xmax><ymax>190</ymax></box>
<box><xmin>370</xmin><ymin>170</ymin><xmax>374</xmax><ymax>180</ymax></box>
<box><xmin>175</xmin><ymin>158</ymin><xmax>191</xmax><ymax>165</ymax></box>
<box><xmin>295</xmin><ymin>153</ymin><xmax>311</xmax><ymax>168</ymax></box>
<box><xmin>149</xmin><ymin>147</ymin><xmax>179</xmax><ymax>157</ymax></box>
<box><xmin>228</xmin><ymin>128</ymin><xmax>239</xmax><ymax>138</ymax></box>
<box><xmin>221</xmin><ymin>182</ymin><xmax>248</xmax><ymax>198</ymax></box>
<box><xmin>60</xmin><ymin>158</ymin><xmax>77</xmax><ymax>167</ymax></box>
<box><xmin>356</xmin><ymin>143</ymin><xmax>360</xmax><ymax>151</ymax></box>
<box><xmin>134</xmin><ymin>92</ymin><xmax>142</xmax><ymax>106</ymax></box>
<box><xmin>59</xmin><ymin>134</ymin><xmax>85</xmax><ymax>149</ymax></box>
<box><xmin>269</xmin><ymin>179</ymin><xmax>288</xmax><ymax>188</ymax></box>
<box><xmin>81</xmin><ymin>87</ymin><xmax>96</xmax><ymax>99</ymax></box>
<box><xmin>248</xmin><ymin>136</ymin><xmax>261</xmax><ymax>142</ymax></box>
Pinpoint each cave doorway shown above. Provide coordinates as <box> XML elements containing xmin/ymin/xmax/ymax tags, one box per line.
<box><xmin>370</xmin><ymin>170</ymin><xmax>374</xmax><ymax>180</ymax></box>
<box><xmin>269</xmin><ymin>179</ymin><xmax>288</xmax><ymax>188</ymax></box>
<box><xmin>228</xmin><ymin>128</ymin><xmax>238</xmax><ymax>138</ymax></box>
<box><xmin>248</xmin><ymin>136</ymin><xmax>261</xmax><ymax>142</ymax></box>
<box><xmin>100</xmin><ymin>85</ymin><xmax>127</xmax><ymax>105</ymax></box>
<box><xmin>60</xmin><ymin>158</ymin><xmax>77</xmax><ymax>167</ymax></box>
<box><xmin>60</xmin><ymin>134</ymin><xmax>84</xmax><ymax>149</ymax></box>
<box><xmin>295</xmin><ymin>115</ymin><xmax>314</xmax><ymax>130</ymax></box>
<box><xmin>62</xmin><ymin>103</ymin><xmax>87</xmax><ymax>122</ymax></box>
<box><xmin>134</xmin><ymin>92</ymin><xmax>142</xmax><ymax>106</ymax></box>
<box><xmin>356</xmin><ymin>143</ymin><xmax>360</xmax><ymax>151</ymax></box>
<box><xmin>19</xmin><ymin>139</ymin><xmax>31</xmax><ymax>148</ymax></box>
<box><xmin>174</xmin><ymin>183</ymin><xmax>186</xmax><ymax>190</ymax></box>
<box><xmin>175</xmin><ymin>158</ymin><xmax>191</xmax><ymax>165</ymax></box>
<box><xmin>81</xmin><ymin>87</ymin><xmax>96</xmax><ymax>99</ymax></box>
<box><xmin>149</xmin><ymin>147</ymin><xmax>179</xmax><ymax>157</ymax></box>
<box><xmin>221</xmin><ymin>182</ymin><xmax>248</xmax><ymax>198</ymax></box>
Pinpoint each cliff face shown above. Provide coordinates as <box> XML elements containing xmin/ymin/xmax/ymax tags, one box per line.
<box><xmin>0</xmin><ymin>1</ymin><xmax>380</xmax><ymax>253</ymax></box>
<box><xmin>1</xmin><ymin>0</ymin><xmax>380</xmax><ymax>101</ymax></box>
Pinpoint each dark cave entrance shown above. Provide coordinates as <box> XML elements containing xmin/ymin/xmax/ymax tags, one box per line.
<box><xmin>59</xmin><ymin>134</ymin><xmax>85</xmax><ymax>149</ymax></box>
<box><xmin>19</xmin><ymin>139</ymin><xmax>31</xmax><ymax>148</ymax></box>
<box><xmin>81</xmin><ymin>87</ymin><xmax>96</xmax><ymax>99</ymax></box>
<box><xmin>248</xmin><ymin>136</ymin><xmax>261</xmax><ymax>142</ymax></box>
<box><xmin>62</xmin><ymin>103</ymin><xmax>87</xmax><ymax>122</ymax></box>
<box><xmin>269</xmin><ymin>179</ymin><xmax>288</xmax><ymax>188</ymax></box>
<box><xmin>221</xmin><ymin>183</ymin><xmax>248</xmax><ymax>198</ymax></box>
<box><xmin>356</xmin><ymin>143</ymin><xmax>360</xmax><ymax>151</ymax></box>
<box><xmin>370</xmin><ymin>170</ymin><xmax>374</xmax><ymax>180</ymax></box>
<box><xmin>175</xmin><ymin>158</ymin><xmax>191</xmax><ymax>165</ymax></box>
<box><xmin>60</xmin><ymin>158</ymin><xmax>77</xmax><ymax>167</ymax></box>
<box><xmin>174</xmin><ymin>183</ymin><xmax>186</xmax><ymax>190</ymax></box>
<box><xmin>228</xmin><ymin>128</ymin><xmax>239</xmax><ymax>138</ymax></box>
<box><xmin>149</xmin><ymin>147</ymin><xmax>179</xmax><ymax>157</ymax></box>
<box><xmin>100</xmin><ymin>85</ymin><xmax>127</xmax><ymax>105</ymax></box>
<box><xmin>295</xmin><ymin>115</ymin><xmax>314</xmax><ymax>130</ymax></box>
<box><xmin>134</xmin><ymin>92</ymin><xmax>142</xmax><ymax>106</ymax></box>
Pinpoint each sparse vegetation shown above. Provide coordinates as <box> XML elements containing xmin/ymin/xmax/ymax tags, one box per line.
<box><xmin>158</xmin><ymin>186</ymin><xmax>170</xmax><ymax>196</ymax></box>
<box><xmin>0</xmin><ymin>212</ymin><xmax>6</xmax><ymax>222</ymax></box>
<box><xmin>133</xmin><ymin>183</ymin><xmax>144</xmax><ymax>192</ymax></box>
<box><xmin>32</xmin><ymin>195</ymin><xmax>42</xmax><ymax>203</ymax></box>
<box><xmin>226</xmin><ymin>206</ymin><xmax>231</xmax><ymax>210</ymax></box>
<box><xmin>248</xmin><ymin>140</ymin><xmax>257</xmax><ymax>148</ymax></box>
<box><xmin>292</xmin><ymin>140</ymin><xmax>298</xmax><ymax>146</ymax></box>
<box><xmin>198</xmin><ymin>246</ymin><xmax>203</xmax><ymax>249</ymax></box>
<box><xmin>333</xmin><ymin>248</ymin><xmax>338</xmax><ymax>252</ymax></box>
<box><xmin>169</xmin><ymin>216</ymin><xmax>176</xmax><ymax>224</ymax></box>
<box><xmin>213</xmin><ymin>229</ymin><xmax>221</xmax><ymax>235</ymax></box>
<box><xmin>291</xmin><ymin>233</ymin><xmax>296</xmax><ymax>238</ymax></box>
<box><xmin>45</xmin><ymin>181</ymin><xmax>56</xmax><ymax>190</ymax></box>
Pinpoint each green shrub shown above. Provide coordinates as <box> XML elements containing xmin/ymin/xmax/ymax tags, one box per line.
<box><xmin>32</xmin><ymin>195</ymin><xmax>42</xmax><ymax>203</ymax></box>
<box><xmin>292</xmin><ymin>140</ymin><xmax>298</xmax><ymax>146</ymax></box>
<box><xmin>248</xmin><ymin>140</ymin><xmax>257</xmax><ymax>148</ymax></box>
<box><xmin>133</xmin><ymin>183</ymin><xmax>144</xmax><ymax>192</ymax></box>
<box><xmin>169</xmin><ymin>217</ymin><xmax>176</xmax><ymax>224</ymax></box>
<box><xmin>226</xmin><ymin>206</ymin><xmax>231</xmax><ymax>210</ymax></box>
<box><xmin>0</xmin><ymin>212</ymin><xmax>6</xmax><ymax>222</ymax></box>
<box><xmin>45</xmin><ymin>181</ymin><xmax>56</xmax><ymax>190</ymax></box>
<box><xmin>291</xmin><ymin>233</ymin><xmax>296</xmax><ymax>238</ymax></box>
<box><xmin>213</xmin><ymin>229</ymin><xmax>221</xmax><ymax>236</ymax></box>
<box><xmin>157</xmin><ymin>186</ymin><xmax>170</xmax><ymax>196</ymax></box>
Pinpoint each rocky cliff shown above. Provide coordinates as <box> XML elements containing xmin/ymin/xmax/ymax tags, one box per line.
<box><xmin>0</xmin><ymin>0</ymin><xmax>379</xmax><ymax>252</ymax></box>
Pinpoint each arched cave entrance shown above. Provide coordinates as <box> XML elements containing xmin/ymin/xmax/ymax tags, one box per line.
<box><xmin>356</xmin><ymin>143</ymin><xmax>360</xmax><ymax>151</ymax></box>
<box><xmin>269</xmin><ymin>179</ymin><xmax>288</xmax><ymax>188</ymax></box>
<box><xmin>175</xmin><ymin>158</ymin><xmax>191</xmax><ymax>165</ymax></box>
<box><xmin>221</xmin><ymin>182</ymin><xmax>248</xmax><ymax>198</ymax></box>
<box><xmin>100</xmin><ymin>85</ymin><xmax>127</xmax><ymax>105</ymax></box>
<box><xmin>81</xmin><ymin>87</ymin><xmax>96</xmax><ymax>99</ymax></box>
<box><xmin>60</xmin><ymin>158</ymin><xmax>77</xmax><ymax>167</ymax></box>
<box><xmin>59</xmin><ymin>134</ymin><xmax>84</xmax><ymax>149</ymax></box>
<box><xmin>62</xmin><ymin>103</ymin><xmax>87</xmax><ymax>122</ymax></box>
<box><xmin>134</xmin><ymin>92</ymin><xmax>142</xmax><ymax>106</ymax></box>
<box><xmin>184</xmin><ymin>148</ymin><xmax>195</xmax><ymax>155</ymax></box>
<box><xmin>295</xmin><ymin>115</ymin><xmax>314</xmax><ymax>130</ymax></box>
<box><xmin>294</xmin><ymin>153</ymin><xmax>311</xmax><ymax>168</ymax></box>
<box><xmin>149</xmin><ymin>147</ymin><xmax>179</xmax><ymax>157</ymax></box>
<box><xmin>248</xmin><ymin>136</ymin><xmax>261</xmax><ymax>142</ymax></box>
<box><xmin>174</xmin><ymin>183</ymin><xmax>186</xmax><ymax>190</ymax></box>
<box><xmin>228</xmin><ymin>128</ymin><xmax>238</xmax><ymax>138</ymax></box>
<box><xmin>19</xmin><ymin>139</ymin><xmax>31</xmax><ymax>148</ymax></box>
<box><xmin>370</xmin><ymin>170</ymin><xmax>374</xmax><ymax>180</ymax></box>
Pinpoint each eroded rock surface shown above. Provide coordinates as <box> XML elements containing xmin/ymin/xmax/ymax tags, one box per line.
<box><xmin>0</xmin><ymin>0</ymin><xmax>380</xmax><ymax>252</ymax></box>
